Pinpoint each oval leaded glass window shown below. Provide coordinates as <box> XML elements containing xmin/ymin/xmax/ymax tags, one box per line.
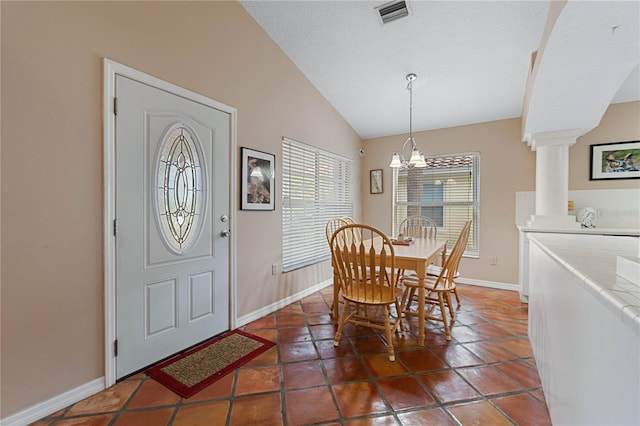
<box><xmin>155</xmin><ymin>123</ymin><xmax>207</xmax><ymax>254</ymax></box>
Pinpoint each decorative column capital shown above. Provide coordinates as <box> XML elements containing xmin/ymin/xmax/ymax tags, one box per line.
<box><xmin>526</xmin><ymin>129</ymin><xmax>582</xmax><ymax>151</ymax></box>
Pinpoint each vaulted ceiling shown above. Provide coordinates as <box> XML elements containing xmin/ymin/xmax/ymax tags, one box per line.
<box><xmin>240</xmin><ymin>0</ymin><xmax>640</xmax><ymax>141</ymax></box>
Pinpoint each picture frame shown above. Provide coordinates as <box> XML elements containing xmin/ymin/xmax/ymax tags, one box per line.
<box><xmin>370</xmin><ymin>169</ymin><xmax>383</xmax><ymax>194</ymax></box>
<box><xmin>241</xmin><ymin>147</ymin><xmax>275</xmax><ymax>210</ymax></box>
<box><xmin>589</xmin><ymin>141</ymin><xmax>640</xmax><ymax>180</ymax></box>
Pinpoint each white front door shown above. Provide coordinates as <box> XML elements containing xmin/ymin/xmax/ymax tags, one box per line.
<box><xmin>115</xmin><ymin>75</ymin><xmax>230</xmax><ymax>378</ymax></box>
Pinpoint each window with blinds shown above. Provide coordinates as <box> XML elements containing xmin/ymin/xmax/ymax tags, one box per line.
<box><xmin>282</xmin><ymin>137</ymin><xmax>353</xmax><ymax>272</ymax></box>
<box><xmin>392</xmin><ymin>152</ymin><xmax>480</xmax><ymax>257</ymax></box>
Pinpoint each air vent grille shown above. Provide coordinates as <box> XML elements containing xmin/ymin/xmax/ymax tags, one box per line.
<box><xmin>377</xmin><ymin>1</ymin><xmax>409</xmax><ymax>24</ymax></box>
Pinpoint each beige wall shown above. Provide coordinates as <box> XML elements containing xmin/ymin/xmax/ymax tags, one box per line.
<box><xmin>571</xmin><ymin>101</ymin><xmax>640</xmax><ymax>190</ymax></box>
<box><xmin>0</xmin><ymin>1</ymin><xmax>361</xmax><ymax>417</ymax></box>
<box><xmin>362</xmin><ymin>118</ymin><xmax>536</xmax><ymax>284</ymax></box>
<box><xmin>1</xmin><ymin>0</ymin><xmax>637</xmax><ymax>419</ymax></box>
<box><xmin>361</xmin><ymin>101</ymin><xmax>640</xmax><ymax>285</ymax></box>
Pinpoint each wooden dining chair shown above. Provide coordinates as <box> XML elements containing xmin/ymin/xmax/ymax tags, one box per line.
<box><xmin>399</xmin><ymin>220</ymin><xmax>471</xmax><ymax>340</ymax></box>
<box><xmin>330</xmin><ymin>224</ymin><xmax>404</xmax><ymax>361</ymax></box>
<box><xmin>326</xmin><ymin>218</ymin><xmax>350</xmax><ymax>245</ymax></box>
<box><xmin>326</xmin><ymin>218</ymin><xmax>350</xmax><ymax>316</ymax></box>
<box><xmin>341</xmin><ymin>216</ymin><xmax>364</xmax><ymax>244</ymax></box>
<box><xmin>342</xmin><ymin>216</ymin><xmax>356</xmax><ymax>224</ymax></box>
<box><xmin>397</xmin><ymin>215</ymin><xmax>440</xmax><ymax>280</ymax></box>
<box><xmin>425</xmin><ymin>220</ymin><xmax>472</xmax><ymax>305</ymax></box>
<box><xmin>398</xmin><ymin>215</ymin><xmax>438</xmax><ymax>239</ymax></box>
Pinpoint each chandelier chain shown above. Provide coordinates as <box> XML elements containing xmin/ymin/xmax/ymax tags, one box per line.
<box><xmin>408</xmin><ymin>77</ymin><xmax>413</xmax><ymax>139</ymax></box>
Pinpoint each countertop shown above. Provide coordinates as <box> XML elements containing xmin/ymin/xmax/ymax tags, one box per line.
<box><xmin>517</xmin><ymin>225</ymin><xmax>639</xmax><ymax>237</ymax></box>
<box><xmin>527</xmin><ymin>233</ymin><xmax>640</xmax><ymax>336</ymax></box>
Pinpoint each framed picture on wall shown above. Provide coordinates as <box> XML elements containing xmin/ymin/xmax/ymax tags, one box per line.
<box><xmin>370</xmin><ymin>169</ymin><xmax>383</xmax><ymax>194</ymax></box>
<box><xmin>590</xmin><ymin>140</ymin><xmax>640</xmax><ymax>180</ymax></box>
<box><xmin>241</xmin><ymin>147</ymin><xmax>275</xmax><ymax>210</ymax></box>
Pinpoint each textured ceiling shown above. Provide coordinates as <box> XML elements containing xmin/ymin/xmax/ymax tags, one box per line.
<box><xmin>240</xmin><ymin>0</ymin><xmax>639</xmax><ymax>140</ymax></box>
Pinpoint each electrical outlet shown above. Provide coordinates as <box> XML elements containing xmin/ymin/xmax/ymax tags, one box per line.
<box><xmin>568</xmin><ymin>200</ymin><xmax>574</xmax><ymax>211</ymax></box>
<box><xmin>490</xmin><ymin>257</ymin><xmax>498</xmax><ymax>266</ymax></box>
<box><xmin>271</xmin><ymin>264</ymin><xmax>279</xmax><ymax>275</ymax></box>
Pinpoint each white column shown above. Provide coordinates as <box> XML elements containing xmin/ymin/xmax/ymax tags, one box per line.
<box><xmin>536</xmin><ymin>143</ymin><xmax>568</xmax><ymax>215</ymax></box>
<box><xmin>526</xmin><ymin>130</ymin><xmax>581</xmax><ymax>229</ymax></box>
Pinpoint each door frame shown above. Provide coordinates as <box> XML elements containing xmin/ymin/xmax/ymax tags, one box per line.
<box><xmin>103</xmin><ymin>58</ymin><xmax>238</xmax><ymax>387</ymax></box>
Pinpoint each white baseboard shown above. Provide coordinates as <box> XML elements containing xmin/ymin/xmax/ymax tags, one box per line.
<box><xmin>456</xmin><ymin>277</ymin><xmax>519</xmax><ymax>292</ymax></box>
<box><xmin>1</xmin><ymin>377</ymin><xmax>105</xmax><ymax>426</ymax></box>
<box><xmin>236</xmin><ymin>279</ymin><xmax>332</xmax><ymax>327</ymax></box>
<box><xmin>0</xmin><ymin>277</ymin><xmax>514</xmax><ymax>425</ymax></box>
<box><xmin>235</xmin><ymin>277</ymin><xmax>517</xmax><ymax>328</ymax></box>
<box><xmin>1</xmin><ymin>280</ymin><xmax>332</xmax><ymax>426</ymax></box>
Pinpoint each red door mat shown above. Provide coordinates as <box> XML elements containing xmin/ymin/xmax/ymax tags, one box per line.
<box><xmin>145</xmin><ymin>329</ymin><xmax>275</xmax><ymax>398</ymax></box>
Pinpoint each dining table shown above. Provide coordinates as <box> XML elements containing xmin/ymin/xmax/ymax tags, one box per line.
<box><xmin>331</xmin><ymin>236</ymin><xmax>447</xmax><ymax>346</ymax></box>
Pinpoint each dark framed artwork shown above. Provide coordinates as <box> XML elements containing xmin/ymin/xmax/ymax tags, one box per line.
<box><xmin>370</xmin><ymin>169</ymin><xmax>383</xmax><ymax>194</ymax></box>
<box><xmin>590</xmin><ymin>141</ymin><xmax>640</xmax><ymax>180</ymax></box>
<box><xmin>241</xmin><ymin>147</ymin><xmax>275</xmax><ymax>210</ymax></box>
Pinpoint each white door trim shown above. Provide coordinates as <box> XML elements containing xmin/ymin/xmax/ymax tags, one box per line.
<box><xmin>103</xmin><ymin>58</ymin><xmax>237</xmax><ymax>387</ymax></box>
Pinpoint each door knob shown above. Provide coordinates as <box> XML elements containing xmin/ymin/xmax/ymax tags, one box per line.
<box><xmin>220</xmin><ymin>230</ymin><xmax>231</xmax><ymax>238</ymax></box>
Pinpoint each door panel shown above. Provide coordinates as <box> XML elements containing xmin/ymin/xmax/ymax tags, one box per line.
<box><xmin>115</xmin><ymin>75</ymin><xmax>230</xmax><ymax>378</ymax></box>
<box><xmin>145</xmin><ymin>279</ymin><xmax>177</xmax><ymax>338</ymax></box>
<box><xmin>189</xmin><ymin>271</ymin><xmax>214</xmax><ymax>321</ymax></box>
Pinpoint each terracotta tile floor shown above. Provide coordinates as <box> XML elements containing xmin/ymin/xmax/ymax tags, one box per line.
<box><xmin>32</xmin><ymin>284</ymin><xmax>551</xmax><ymax>425</ymax></box>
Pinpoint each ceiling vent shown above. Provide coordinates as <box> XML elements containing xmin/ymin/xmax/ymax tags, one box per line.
<box><xmin>376</xmin><ymin>1</ymin><xmax>410</xmax><ymax>24</ymax></box>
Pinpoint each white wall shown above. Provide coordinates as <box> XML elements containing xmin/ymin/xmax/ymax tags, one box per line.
<box><xmin>516</xmin><ymin>188</ymin><xmax>640</xmax><ymax>228</ymax></box>
<box><xmin>528</xmin><ymin>235</ymin><xmax>639</xmax><ymax>425</ymax></box>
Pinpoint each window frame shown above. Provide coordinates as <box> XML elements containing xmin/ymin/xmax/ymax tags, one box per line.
<box><xmin>392</xmin><ymin>152</ymin><xmax>480</xmax><ymax>257</ymax></box>
<box><xmin>281</xmin><ymin>137</ymin><xmax>354</xmax><ymax>272</ymax></box>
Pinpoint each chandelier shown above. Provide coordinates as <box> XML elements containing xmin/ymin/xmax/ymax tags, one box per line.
<box><xmin>389</xmin><ymin>73</ymin><xmax>427</xmax><ymax>169</ymax></box>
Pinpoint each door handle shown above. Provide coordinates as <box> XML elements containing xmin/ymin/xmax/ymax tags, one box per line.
<box><xmin>220</xmin><ymin>230</ymin><xmax>231</xmax><ymax>238</ymax></box>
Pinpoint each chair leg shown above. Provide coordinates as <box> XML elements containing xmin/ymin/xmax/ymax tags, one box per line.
<box><xmin>438</xmin><ymin>292</ymin><xmax>451</xmax><ymax>340</ymax></box>
<box><xmin>394</xmin><ymin>299</ymin><xmax>405</xmax><ymax>336</ymax></box>
<box><xmin>403</xmin><ymin>287</ymin><xmax>416</xmax><ymax>311</ymax></box>
<box><xmin>331</xmin><ymin>294</ymin><xmax>344</xmax><ymax>318</ymax></box>
<box><xmin>398</xmin><ymin>268</ymin><xmax>406</xmax><ymax>281</ymax></box>
<box><xmin>452</xmin><ymin>286</ymin><xmax>461</xmax><ymax>305</ymax></box>
<box><xmin>382</xmin><ymin>305</ymin><xmax>395</xmax><ymax>361</ymax></box>
<box><xmin>445</xmin><ymin>290</ymin><xmax>455</xmax><ymax>321</ymax></box>
<box><xmin>333</xmin><ymin>300</ymin><xmax>352</xmax><ymax>346</ymax></box>
<box><xmin>400</xmin><ymin>287</ymin><xmax>409</xmax><ymax>312</ymax></box>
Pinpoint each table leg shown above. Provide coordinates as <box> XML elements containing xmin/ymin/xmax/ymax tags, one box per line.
<box><xmin>416</xmin><ymin>262</ymin><xmax>426</xmax><ymax>346</ymax></box>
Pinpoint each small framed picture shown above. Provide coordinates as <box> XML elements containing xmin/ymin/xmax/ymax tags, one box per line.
<box><xmin>370</xmin><ymin>169</ymin><xmax>383</xmax><ymax>194</ymax></box>
<box><xmin>590</xmin><ymin>141</ymin><xmax>640</xmax><ymax>180</ymax></box>
<box><xmin>241</xmin><ymin>147</ymin><xmax>275</xmax><ymax>210</ymax></box>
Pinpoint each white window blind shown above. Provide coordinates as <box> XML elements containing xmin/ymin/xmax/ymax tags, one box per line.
<box><xmin>392</xmin><ymin>152</ymin><xmax>480</xmax><ymax>257</ymax></box>
<box><xmin>282</xmin><ymin>137</ymin><xmax>353</xmax><ymax>272</ymax></box>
